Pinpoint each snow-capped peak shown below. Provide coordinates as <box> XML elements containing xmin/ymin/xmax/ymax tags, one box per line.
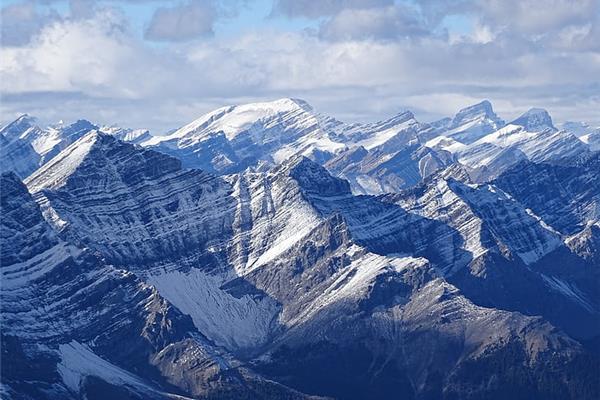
<box><xmin>146</xmin><ymin>97</ymin><xmax>316</xmax><ymax>145</ymax></box>
<box><xmin>451</xmin><ymin>100</ymin><xmax>498</xmax><ymax>126</ymax></box>
<box><xmin>510</xmin><ymin>108</ymin><xmax>555</xmax><ymax>132</ymax></box>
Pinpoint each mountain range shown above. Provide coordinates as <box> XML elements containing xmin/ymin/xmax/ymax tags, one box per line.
<box><xmin>1</xmin><ymin>99</ymin><xmax>599</xmax><ymax>400</ymax></box>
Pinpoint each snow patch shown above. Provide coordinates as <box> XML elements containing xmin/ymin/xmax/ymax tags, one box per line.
<box><xmin>146</xmin><ymin>268</ymin><xmax>280</xmax><ymax>351</ymax></box>
<box><xmin>57</xmin><ymin>341</ymin><xmax>156</xmax><ymax>395</ymax></box>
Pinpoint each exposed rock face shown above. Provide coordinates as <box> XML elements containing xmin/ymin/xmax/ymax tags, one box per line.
<box><xmin>1</xmin><ymin>171</ymin><xmax>322</xmax><ymax>400</ymax></box>
<box><xmin>26</xmin><ymin>132</ymin><xmax>236</xmax><ymax>267</ymax></box>
<box><xmin>510</xmin><ymin>108</ymin><xmax>555</xmax><ymax>132</ymax></box>
<box><xmin>493</xmin><ymin>153</ymin><xmax>600</xmax><ymax>235</ymax></box>
<box><xmin>382</xmin><ymin>168</ymin><xmax>600</xmax><ymax>340</ymax></box>
<box><xmin>0</xmin><ymin>133</ymin><xmax>40</xmax><ymax>179</ymax></box>
<box><xmin>326</xmin><ymin>142</ymin><xmax>454</xmax><ymax>195</ymax></box>
<box><xmin>2</xmin><ymin>96</ymin><xmax>599</xmax><ymax>400</ymax></box>
<box><xmin>3</xmin><ymin>128</ymin><xmax>596</xmax><ymax>399</ymax></box>
<box><xmin>138</xmin><ymin>99</ymin><xmax>455</xmax><ymax>194</ymax></box>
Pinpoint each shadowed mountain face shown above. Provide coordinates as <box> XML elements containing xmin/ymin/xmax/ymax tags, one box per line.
<box><xmin>1</xmin><ymin>98</ymin><xmax>599</xmax><ymax>400</ymax></box>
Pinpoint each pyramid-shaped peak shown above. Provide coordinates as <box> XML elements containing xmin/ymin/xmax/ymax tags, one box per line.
<box><xmin>511</xmin><ymin>108</ymin><xmax>554</xmax><ymax>131</ymax></box>
<box><xmin>26</xmin><ymin>130</ymin><xmax>183</xmax><ymax>194</ymax></box>
<box><xmin>276</xmin><ymin>155</ymin><xmax>351</xmax><ymax>197</ymax></box>
<box><xmin>463</xmin><ymin>100</ymin><xmax>493</xmax><ymax>113</ymax></box>
<box><xmin>13</xmin><ymin>113</ymin><xmax>36</xmax><ymax>124</ymax></box>
<box><xmin>60</xmin><ymin>119</ymin><xmax>98</xmax><ymax>136</ymax></box>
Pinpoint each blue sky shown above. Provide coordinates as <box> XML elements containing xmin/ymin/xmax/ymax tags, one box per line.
<box><xmin>1</xmin><ymin>0</ymin><xmax>599</xmax><ymax>132</ymax></box>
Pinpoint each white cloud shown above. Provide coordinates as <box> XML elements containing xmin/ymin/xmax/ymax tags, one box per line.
<box><xmin>1</xmin><ymin>8</ymin><xmax>160</xmax><ymax>97</ymax></box>
<box><xmin>1</xmin><ymin>0</ymin><xmax>599</xmax><ymax>131</ymax></box>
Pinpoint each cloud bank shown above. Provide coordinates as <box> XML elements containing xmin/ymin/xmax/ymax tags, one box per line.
<box><xmin>1</xmin><ymin>0</ymin><xmax>599</xmax><ymax>132</ymax></box>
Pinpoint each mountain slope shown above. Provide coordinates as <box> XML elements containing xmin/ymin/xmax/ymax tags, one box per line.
<box><xmin>494</xmin><ymin>154</ymin><xmax>600</xmax><ymax>235</ymax></box>
<box><xmin>139</xmin><ymin>99</ymin><xmax>463</xmax><ymax>195</ymax></box>
<box><xmin>0</xmin><ymin>133</ymin><xmax>40</xmax><ymax>179</ymax></box>
<box><xmin>19</xmin><ymin>134</ymin><xmax>600</xmax><ymax>399</ymax></box>
<box><xmin>2</xmin><ymin>171</ymin><xmax>323</xmax><ymax>400</ymax></box>
<box><xmin>381</xmin><ymin>168</ymin><xmax>600</xmax><ymax>339</ymax></box>
<box><xmin>3</xmin><ymin>98</ymin><xmax>600</xmax><ymax>400</ymax></box>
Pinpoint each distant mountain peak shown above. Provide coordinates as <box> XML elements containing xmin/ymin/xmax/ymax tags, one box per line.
<box><xmin>561</xmin><ymin>121</ymin><xmax>597</xmax><ymax>137</ymax></box>
<box><xmin>13</xmin><ymin>113</ymin><xmax>36</xmax><ymax>124</ymax></box>
<box><xmin>1</xmin><ymin>114</ymin><xmax>39</xmax><ymax>141</ymax></box>
<box><xmin>25</xmin><ymin>130</ymin><xmax>102</xmax><ymax>192</ymax></box>
<box><xmin>452</xmin><ymin>100</ymin><xmax>500</xmax><ymax>126</ymax></box>
<box><xmin>59</xmin><ymin>119</ymin><xmax>98</xmax><ymax>136</ymax></box>
<box><xmin>387</xmin><ymin>110</ymin><xmax>416</xmax><ymax>124</ymax></box>
<box><xmin>510</xmin><ymin>108</ymin><xmax>554</xmax><ymax>131</ymax></box>
<box><xmin>431</xmin><ymin>100</ymin><xmax>505</xmax><ymax>145</ymax></box>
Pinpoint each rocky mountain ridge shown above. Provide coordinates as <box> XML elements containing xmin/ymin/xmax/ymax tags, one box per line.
<box><xmin>1</xmin><ymin>99</ymin><xmax>599</xmax><ymax>399</ymax></box>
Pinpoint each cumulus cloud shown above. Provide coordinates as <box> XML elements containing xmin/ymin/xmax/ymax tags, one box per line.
<box><xmin>144</xmin><ymin>1</ymin><xmax>216</xmax><ymax>41</ymax></box>
<box><xmin>1</xmin><ymin>7</ymin><xmax>170</xmax><ymax>98</ymax></box>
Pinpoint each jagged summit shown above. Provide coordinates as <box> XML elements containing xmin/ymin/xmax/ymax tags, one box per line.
<box><xmin>432</xmin><ymin>100</ymin><xmax>505</xmax><ymax>144</ymax></box>
<box><xmin>1</xmin><ymin>113</ymin><xmax>36</xmax><ymax>128</ymax></box>
<box><xmin>58</xmin><ymin>119</ymin><xmax>97</xmax><ymax>136</ymax></box>
<box><xmin>510</xmin><ymin>108</ymin><xmax>555</xmax><ymax>131</ymax></box>
<box><xmin>385</xmin><ymin>110</ymin><xmax>416</xmax><ymax>124</ymax></box>
<box><xmin>451</xmin><ymin>100</ymin><xmax>497</xmax><ymax>124</ymax></box>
